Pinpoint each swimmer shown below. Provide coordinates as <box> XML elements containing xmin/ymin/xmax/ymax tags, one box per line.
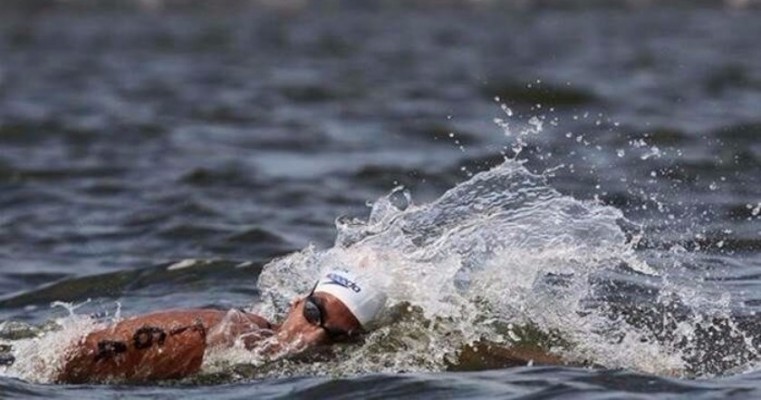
<box><xmin>56</xmin><ymin>269</ymin><xmax>387</xmax><ymax>383</ymax></box>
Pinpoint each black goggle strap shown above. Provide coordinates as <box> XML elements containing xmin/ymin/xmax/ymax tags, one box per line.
<box><xmin>308</xmin><ymin>280</ymin><xmax>319</xmax><ymax>296</ymax></box>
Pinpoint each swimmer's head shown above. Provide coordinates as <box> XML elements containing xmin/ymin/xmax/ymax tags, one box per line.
<box><xmin>312</xmin><ymin>269</ymin><xmax>387</xmax><ymax>329</ymax></box>
<box><xmin>274</xmin><ymin>269</ymin><xmax>387</xmax><ymax>351</ymax></box>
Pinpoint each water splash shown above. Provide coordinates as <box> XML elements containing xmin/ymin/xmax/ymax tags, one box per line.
<box><xmin>253</xmin><ymin>158</ymin><xmax>706</xmax><ymax>378</ymax></box>
<box><xmin>0</xmin><ymin>150</ymin><xmax>753</xmax><ymax>383</ymax></box>
<box><xmin>0</xmin><ymin>302</ymin><xmax>99</xmax><ymax>383</ymax></box>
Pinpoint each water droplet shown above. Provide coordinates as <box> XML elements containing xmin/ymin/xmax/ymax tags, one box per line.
<box><xmin>512</xmin><ymin>143</ymin><xmax>522</xmax><ymax>154</ymax></box>
<box><xmin>640</xmin><ymin>145</ymin><xmax>661</xmax><ymax>160</ymax></box>
<box><xmin>528</xmin><ymin>116</ymin><xmax>543</xmax><ymax>132</ymax></box>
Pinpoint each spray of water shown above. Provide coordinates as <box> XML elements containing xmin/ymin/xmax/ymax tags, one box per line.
<box><xmin>2</xmin><ymin>101</ymin><xmax>757</xmax><ymax>383</ymax></box>
<box><xmin>250</xmin><ymin>158</ymin><xmax>700</xmax><ymax>378</ymax></box>
<box><xmin>248</xmin><ymin>99</ymin><xmax>758</xmax><ymax>379</ymax></box>
<box><xmin>0</xmin><ymin>302</ymin><xmax>99</xmax><ymax>383</ymax></box>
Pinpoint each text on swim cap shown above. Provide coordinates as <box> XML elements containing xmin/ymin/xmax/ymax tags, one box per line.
<box><xmin>324</xmin><ymin>273</ymin><xmax>362</xmax><ymax>293</ymax></box>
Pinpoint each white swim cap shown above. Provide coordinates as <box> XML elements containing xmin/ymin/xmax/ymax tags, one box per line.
<box><xmin>313</xmin><ymin>269</ymin><xmax>387</xmax><ymax>328</ymax></box>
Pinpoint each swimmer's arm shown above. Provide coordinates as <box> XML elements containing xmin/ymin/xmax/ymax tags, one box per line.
<box><xmin>57</xmin><ymin>309</ymin><xmax>264</xmax><ymax>383</ymax></box>
<box><xmin>206</xmin><ymin>309</ymin><xmax>276</xmax><ymax>349</ymax></box>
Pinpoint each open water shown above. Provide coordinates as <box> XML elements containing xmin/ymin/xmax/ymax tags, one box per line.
<box><xmin>0</xmin><ymin>1</ymin><xmax>760</xmax><ymax>398</ymax></box>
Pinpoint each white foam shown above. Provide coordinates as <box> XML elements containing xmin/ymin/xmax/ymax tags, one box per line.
<box><xmin>253</xmin><ymin>159</ymin><xmax>692</xmax><ymax>378</ymax></box>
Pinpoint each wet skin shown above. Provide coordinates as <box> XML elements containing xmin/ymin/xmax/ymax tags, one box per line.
<box><xmin>275</xmin><ymin>293</ymin><xmax>362</xmax><ymax>350</ymax></box>
<box><xmin>57</xmin><ymin>292</ymin><xmax>361</xmax><ymax>383</ymax></box>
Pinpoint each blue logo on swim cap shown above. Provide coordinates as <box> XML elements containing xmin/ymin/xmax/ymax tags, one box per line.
<box><xmin>325</xmin><ymin>272</ymin><xmax>362</xmax><ymax>293</ymax></box>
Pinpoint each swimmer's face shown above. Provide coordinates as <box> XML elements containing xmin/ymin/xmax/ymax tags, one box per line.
<box><xmin>275</xmin><ymin>291</ymin><xmax>361</xmax><ymax>351</ymax></box>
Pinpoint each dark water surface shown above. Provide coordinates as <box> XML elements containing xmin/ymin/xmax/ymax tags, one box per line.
<box><xmin>0</xmin><ymin>2</ymin><xmax>760</xmax><ymax>398</ymax></box>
